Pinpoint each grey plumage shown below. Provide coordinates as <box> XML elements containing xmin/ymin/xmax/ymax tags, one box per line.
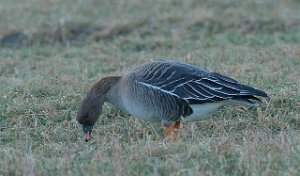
<box><xmin>106</xmin><ymin>61</ymin><xmax>268</xmax><ymax>126</ymax></box>
<box><xmin>77</xmin><ymin>60</ymin><xmax>268</xmax><ymax>141</ymax></box>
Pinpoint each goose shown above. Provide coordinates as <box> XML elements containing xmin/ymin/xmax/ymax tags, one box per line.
<box><xmin>77</xmin><ymin>61</ymin><xmax>268</xmax><ymax>141</ymax></box>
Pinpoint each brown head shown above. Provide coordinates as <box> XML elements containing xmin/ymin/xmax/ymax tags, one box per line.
<box><xmin>76</xmin><ymin>76</ymin><xmax>121</xmax><ymax>142</ymax></box>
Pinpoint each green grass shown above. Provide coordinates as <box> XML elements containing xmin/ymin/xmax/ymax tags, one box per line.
<box><xmin>0</xmin><ymin>0</ymin><xmax>300</xmax><ymax>175</ymax></box>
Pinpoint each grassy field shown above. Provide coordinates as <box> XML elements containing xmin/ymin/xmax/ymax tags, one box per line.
<box><xmin>0</xmin><ymin>0</ymin><xmax>300</xmax><ymax>175</ymax></box>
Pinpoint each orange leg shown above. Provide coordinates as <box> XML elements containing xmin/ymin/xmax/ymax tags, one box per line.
<box><xmin>164</xmin><ymin>121</ymin><xmax>181</xmax><ymax>141</ymax></box>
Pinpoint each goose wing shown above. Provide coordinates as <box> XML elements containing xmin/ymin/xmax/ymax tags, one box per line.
<box><xmin>135</xmin><ymin>61</ymin><xmax>268</xmax><ymax>105</ymax></box>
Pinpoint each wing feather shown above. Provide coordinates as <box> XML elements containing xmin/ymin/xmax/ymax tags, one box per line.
<box><xmin>133</xmin><ymin>61</ymin><xmax>268</xmax><ymax>106</ymax></box>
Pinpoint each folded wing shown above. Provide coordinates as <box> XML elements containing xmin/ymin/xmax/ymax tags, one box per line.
<box><xmin>136</xmin><ymin>61</ymin><xmax>268</xmax><ymax>106</ymax></box>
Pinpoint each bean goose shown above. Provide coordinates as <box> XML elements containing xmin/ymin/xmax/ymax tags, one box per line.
<box><xmin>77</xmin><ymin>61</ymin><xmax>268</xmax><ymax>141</ymax></box>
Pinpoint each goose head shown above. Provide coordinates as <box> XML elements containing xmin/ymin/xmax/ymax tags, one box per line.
<box><xmin>76</xmin><ymin>76</ymin><xmax>121</xmax><ymax>142</ymax></box>
<box><xmin>77</xmin><ymin>95</ymin><xmax>102</xmax><ymax>142</ymax></box>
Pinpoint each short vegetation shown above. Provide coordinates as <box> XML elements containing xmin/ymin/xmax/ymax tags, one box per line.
<box><xmin>0</xmin><ymin>0</ymin><xmax>299</xmax><ymax>175</ymax></box>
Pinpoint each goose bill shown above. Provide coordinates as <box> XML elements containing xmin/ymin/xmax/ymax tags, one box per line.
<box><xmin>83</xmin><ymin>125</ymin><xmax>92</xmax><ymax>142</ymax></box>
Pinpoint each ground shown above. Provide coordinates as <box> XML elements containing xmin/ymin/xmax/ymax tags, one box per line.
<box><xmin>0</xmin><ymin>0</ymin><xmax>300</xmax><ymax>175</ymax></box>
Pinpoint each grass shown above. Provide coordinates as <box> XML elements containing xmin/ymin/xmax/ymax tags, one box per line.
<box><xmin>0</xmin><ymin>0</ymin><xmax>300</xmax><ymax>175</ymax></box>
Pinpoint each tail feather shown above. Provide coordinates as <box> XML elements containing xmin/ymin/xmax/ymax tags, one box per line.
<box><xmin>232</xmin><ymin>95</ymin><xmax>264</xmax><ymax>106</ymax></box>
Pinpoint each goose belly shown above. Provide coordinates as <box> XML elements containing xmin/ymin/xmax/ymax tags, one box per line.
<box><xmin>185</xmin><ymin>103</ymin><xmax>224</xmax><ymax>121</ymax></box>
<box><xmin>123</xmin><ymin>100</ymin><xmax>161</xmax><ymax>121</ymax></box>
